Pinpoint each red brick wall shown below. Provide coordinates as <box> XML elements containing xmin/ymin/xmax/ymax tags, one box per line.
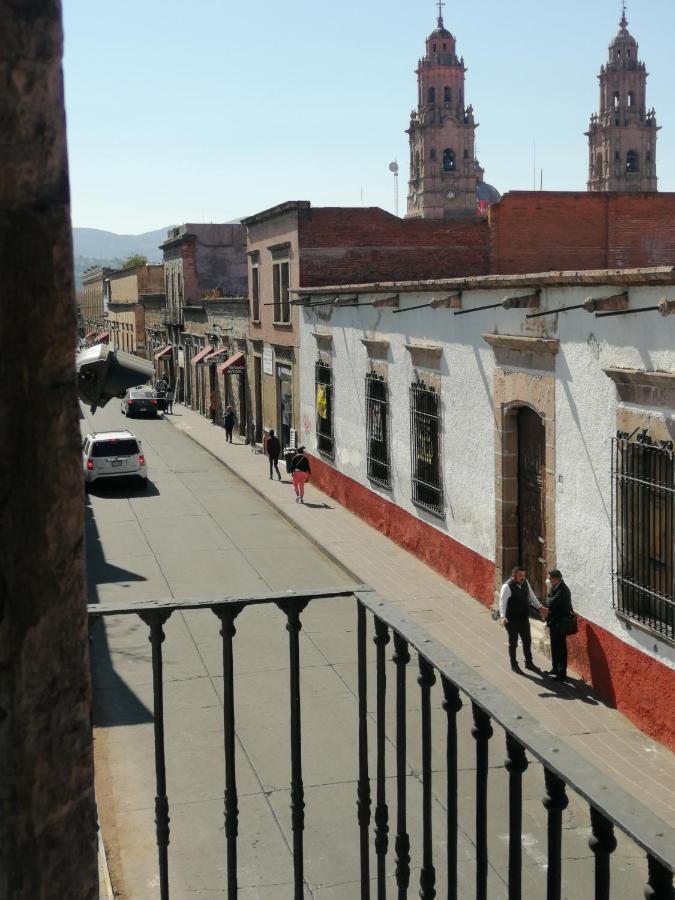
<box><xmin>298</xmin><ymin>207</ymin><xmax>489</xmax><ymax>285</ymax></box>
<box><xmin>490</xmin><ymin>191</ymin><xmax>675</xmax><ymax>274</ymax></box>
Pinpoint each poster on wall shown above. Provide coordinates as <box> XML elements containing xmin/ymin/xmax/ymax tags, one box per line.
<box><xmin>263</xmin><ymin>347</ymin><xmax>273</xmax><ymax>375</ymax></box>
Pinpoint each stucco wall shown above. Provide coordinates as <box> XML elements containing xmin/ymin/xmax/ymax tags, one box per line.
<box><xmin>299</xmin><ymin>282</ymin><xmax>675</xmax><ymax>674</ymax></box>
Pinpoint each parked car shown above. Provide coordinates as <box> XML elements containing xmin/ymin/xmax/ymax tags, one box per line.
<box><xmin>120</xmin><ymin>386</ymin><xmax>159</xmax><ymax>418</ymax></box>
<box><xmin>82</xmin><ymin>430</ymin><xmax>148</xmax><ymax>489</ymax></box>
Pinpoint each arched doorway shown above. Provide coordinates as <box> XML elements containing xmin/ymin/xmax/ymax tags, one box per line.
<box><xmin>517</xmin><ymin>407</ymin><xmax>546</xmax><ymax>599</ymax></box>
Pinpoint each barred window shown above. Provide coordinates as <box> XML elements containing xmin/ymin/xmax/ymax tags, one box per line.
<box><xmin>612</xmin><ymin>435</ymin><xmax>674</xmax><ymax>640</ymax></box>
<box><xmin>315</xmin><ymin>361</ymin><xmax>334</xmax><ymax>457</ymax></box>
<box><xmin>365</xmin><ymin>373</ymin><xmax>390</xmax><ymax>488</ymax></box>
<box><xmin>273</xmin><ymin>261</ymin><xmax>290</xmax><ymax>323</ymax></box>
<box><xmin>409</xmin><ymin>382</ymin><xmax>443</xmax><ymax>515</ymax></box>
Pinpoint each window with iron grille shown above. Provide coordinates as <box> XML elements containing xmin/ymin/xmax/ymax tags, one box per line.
<box><xmin>409</xmin><ymin>382</ymin><xmax>443</xmax><ymax>515</ymax></box>
<box><xmin>365</xmin><ymin>373</ymin><xmax>390</xmax><ymax>488</ymax></box>
<box><xmin>315</xmin><ymin>361</ymin><xmax>334</xmax><ymax>457</ymax></box>
<box><xmin>611</xmin><ymin>435</ymin><xmax>675</xmax><ymax>641</ymax></box>
<box><xmin>273</xmin><ymin>260</ymin><xmax>290</xmax><ymax>324</ymax></box>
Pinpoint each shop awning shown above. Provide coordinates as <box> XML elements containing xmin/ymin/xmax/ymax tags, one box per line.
<box><xmin>154</xmin><ymin>345</ymin><xmax>173</xmax><ymax>361</ymax></box>
<box><xmin>205</xmin><ymin>347</ymin><xmax>228</xmax><ymax>362</ymax></box>
<box><xmin>191</xmin><ymin>346</ymin><xmax>211</xmax><ymax>365</ymax></box>
<box><xmin>217</xmin><ymin>351</ymin><xmax>245</xmax><ymax>375</ymax></box>
<box><xmin>94</xmin><ymin>332</ymin><xmax>110</xmax><ymax>344</ymax></box>
<box><xmin>84</xmin><ymin>329</ymin><xmax>97</xmax><ymax>339</ymax></box>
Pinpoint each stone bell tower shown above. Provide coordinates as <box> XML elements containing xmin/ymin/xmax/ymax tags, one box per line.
<box><xmin>587</xmin><ymin>6</ymin><xmax>659</xmax><ymax>192</ymax></box>
<box><xmin>406</xmin><ymin>2</ymin><xmax>484</xmax><ymax>219</ymax></box>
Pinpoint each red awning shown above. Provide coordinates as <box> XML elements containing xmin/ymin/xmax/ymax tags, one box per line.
<box><xmin>154</xmin><ymin>345</ymin><xmax>173</xmax><ymax>361</ymax></box>
<box><xmin>94</xmin><ymin>332</ymin><xmax>110</xmax><ymax>344</ymax></box>
<box><xmin>217</xmin><ymin>351</ymin><xmax>245</xmax><ymax>375</ymax></box>
<box><xmin>205</xmin><ymin>347</ymin><xmax>228</xmax><ymax>362</ymax></box>
<box><xmin>84</xmin><ymin>329</ymin><xmax>97</xmax><ymax>339</ymax></box>
<box><xmin>191</xmin><ymin>347</ymin><xmax>211</xmax><ymax>365</ymax></box>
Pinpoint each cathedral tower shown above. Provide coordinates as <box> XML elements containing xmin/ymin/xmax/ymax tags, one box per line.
<box><xmin>587</xmin><ymin>8</ymin><xmax>659</xmax><ymax>192</ymax></box>
<box><xmin>406</xmin><ymin>4</ymin><xmax>483</xmax><ymax>219</ymax></box>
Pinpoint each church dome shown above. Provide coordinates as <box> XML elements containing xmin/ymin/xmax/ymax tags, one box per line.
<box><xmin>609</xmin><ymin>12</ymin><xmax>638</xmax><ymax>57</ymax></box>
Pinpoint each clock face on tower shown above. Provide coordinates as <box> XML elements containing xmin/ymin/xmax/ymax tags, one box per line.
<box><xmin>446</xmin><ymin>190</ymin><xmax>456</xmax><ymax>200</ymax></box>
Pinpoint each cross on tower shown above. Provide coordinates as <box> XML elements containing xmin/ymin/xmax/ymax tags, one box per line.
<box><xmin>437</xmin><ymin>0</ymin><xmax>445</xmax><ymax>26</ymax></box>
<box><xmin>620</xmin><ymin>1</ymin><xmax>628</xmax><ymax>26</ymax></box>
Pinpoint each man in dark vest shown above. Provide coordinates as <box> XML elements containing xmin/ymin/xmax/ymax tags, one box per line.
<box><xmin>544</xmin><ymin>568</ymin><xmax>573</xmax><ymax>681</ymax></box>
<box><xmin>499</xmin><ymin>565</ymin><xmax>546</xmax><ymax>672</ymax></box>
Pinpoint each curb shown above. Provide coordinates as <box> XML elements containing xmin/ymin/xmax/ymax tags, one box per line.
<box><xmin>163</xmin><ymin>412</ymin><xmax>362</xmax><ymax>584</ymax></box>
<box><xmin>98</xmin><ymin>829</ymin><xmax>114</xmax><ymax>899</ymax></box>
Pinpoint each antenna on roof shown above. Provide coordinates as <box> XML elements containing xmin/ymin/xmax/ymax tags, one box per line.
<box><xmin>389</xmin><ymin>161</ymin><xmax>399</xmax><ymax>217</ymax></box>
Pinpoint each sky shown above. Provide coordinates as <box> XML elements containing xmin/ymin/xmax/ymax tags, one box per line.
<box><xmin>62</xmin><ymin>0</ymin><xmax>675</xmax><ymax>234</ymax></box>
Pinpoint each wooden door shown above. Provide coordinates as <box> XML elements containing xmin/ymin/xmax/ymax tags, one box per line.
<box><xmin>517</xmin><ymin>407</ymin><xmax>546</xmax><ymax>600</ymax></box>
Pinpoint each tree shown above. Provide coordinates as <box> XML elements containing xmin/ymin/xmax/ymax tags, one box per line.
<box><xmin>122</xmin><ymin>253</ymin><xmax>148</xmax><ymax>269</ymax></box>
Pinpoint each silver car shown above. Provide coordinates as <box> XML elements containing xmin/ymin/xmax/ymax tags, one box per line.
<box><xmin>120</xmin><ymin>386</ymin><xmax>160</xmax><ymax>418</ymax></box>
<box><xmin>82</xmin><ymin>430</ymin><xmax>148</xmax><ymax>489</ymax></box>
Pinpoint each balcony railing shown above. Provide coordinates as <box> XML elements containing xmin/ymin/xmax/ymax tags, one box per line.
<box><xmin>88</xmin><ymin>586</ymin><xmax>674</xmax><ymax>899</ymax></box>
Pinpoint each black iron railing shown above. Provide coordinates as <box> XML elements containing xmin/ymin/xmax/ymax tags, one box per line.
<box><xmin>611</xmin><ymin>435</ymin><xmax>675</xmax><ymax>640</ymax></box>
<box><xmin>88</xmin><ymin>585</ymin><xmax>674</xmax><ymax>899</ymax></box>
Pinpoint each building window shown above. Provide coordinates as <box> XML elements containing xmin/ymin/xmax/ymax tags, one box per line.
<box><xmin>365</xmin><ymin>373</ymin><xmax>390</xmax><ymax>488</ymax></box>
<box><xmin>409</xmin><ymin>381</ymin><xmax>443</xmax><ymax>515</ymax></box>
<box><xmin>251</xmin><ymin>264</ymin><xmax>260</xmax><ymax>321</ymax></box>
<box><xmin>628</xmin><ymin>90</ymin><xmax>634</xmax><ymax>107</ymax></box>
<box><xmin>429</xmin><ymin>147</ymin><xmax>436</xmax><ymax>161</ymax></box>
<box><xmin>442</xmin><ymin>148</ymin><xmax>456</xmax><ymax>172</ymax></box>
<box><xmin>626</xmin><ymin>149</ymin><xmax>639</xmax><ymax>173</ymax></box>
<box><xmin>613</xmin><ymin>92</ymin><xmax>620</xmax><ymax>109</ymax></box>
<box><xmin>315</xmin><ymin>361</ymin><xmax>334</xmax><ymax>457</ymax></box>
<box><xmin>273</xmin><ymin>260</ymin><xmax>290</xmax><ymax>323</ymax></box>
<box><xmin>596</xmin><ymin>153</ymin><xmax>603</xmax><ymax>175</ymax></box>
<box><xmin>612</xmin><ymin>436</ymin><xmax>674</xmax><ymax>640</ymax></box>
<box><xmin>443</xmin><ymin>86</ymin><xmax>451</xmax><ymax>102</ymax></box>
<box><xmin>427</xmin><ymin>86</ymin><xmax>436</xmax><ymax>103</ymax></box>
<box><xmin>463</xmin><ymin>148</ymin><xmax>469</xmax><ymax>160</ymax></box>
<box><xmin>177</xmin><ymin>272</ymin><xmax>183</xmax><ymax>305</ymax></box>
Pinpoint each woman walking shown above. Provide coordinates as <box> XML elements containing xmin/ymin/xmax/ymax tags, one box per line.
<box><xmin>290</xmin><ymin>446</ymin><xmax>311</xmax><ymax>503</ymax></box>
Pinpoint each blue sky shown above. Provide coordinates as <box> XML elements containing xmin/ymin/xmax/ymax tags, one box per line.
<box><xmin>62</xmin><ymin>0</ymin><xmax>675</xmax><ymax>233</ymax></box>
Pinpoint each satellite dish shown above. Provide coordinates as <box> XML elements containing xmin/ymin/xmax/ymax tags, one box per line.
<box><xmin>389</xmin><ymin>161</ymin><xmax>399</xmax><ymax>173</ymax></box>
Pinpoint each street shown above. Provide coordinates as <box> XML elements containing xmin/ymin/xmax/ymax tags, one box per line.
<box><xmin>84</xmin><ymin>401</ymin><xmax>649</xmax><ymax>899</ymax></box>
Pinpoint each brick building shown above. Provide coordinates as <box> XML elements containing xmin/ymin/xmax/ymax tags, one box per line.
<box><xmin>107</xmin><ymin>264</ymin><xmax>163</xmax><ymax>355</ymax></box>
<box><xmin>242</xmin><ymin>201</ymin><xmax>490</xmax><ymax>448</ymax></box>
<box><xmin>587</xmin><ymin>11</ymin><xmax>659</xmax><ymax>192</ymax></box>
<box><xmin>80</xmin><ymin>265</ymin><xmax>111</xmax><ymax>341</ymax></box>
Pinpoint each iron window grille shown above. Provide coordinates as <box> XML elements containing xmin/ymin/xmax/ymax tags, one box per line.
<box><xmin>611</xmin><ymin>434</ymin><xmax>675</xmax><ymax>641</ymax></box>
<box><xmin>365</xmin><ymin>373</ymin><xmax>390</xmax><ymax>488</ymax></box>
<box><xmin>315</xmin><ymin>361</ymin><xmax>334</xmax><ymax>457</ymax></box>
<box><xmin>273</xmin><ymin>261</ymin><xmax>290</xmax><ymax>324</ymax></box>
<box><xmin>409</xmin><ymin>381</ymin><xmax>443</xmax><ymax>515</ymax></box>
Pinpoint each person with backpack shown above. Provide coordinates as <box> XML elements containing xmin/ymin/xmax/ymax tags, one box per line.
<box><xmin>290</xmin><ymin>446</ymin><xmax>311</xmax><ymax>503</ymax></box>
<box><xmin>498</xmin><ymin>565</ymin><xmax>546</xmax><ymax>673</ymax></box>
<box><xmin>266</xmin><ymin>429</ymin><xmax>281</xmax><ymax>481</ymax></box>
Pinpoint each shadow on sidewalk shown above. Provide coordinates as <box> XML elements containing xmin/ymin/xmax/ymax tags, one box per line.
<box><xmin>518</xmin><ymin>669</ymin><xmax>603</xmax><ymax>706</ymax></box>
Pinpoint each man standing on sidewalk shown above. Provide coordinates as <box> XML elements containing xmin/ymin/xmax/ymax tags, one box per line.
<box><xmin>499</xmin><ymin>566</ymin><xmax>546</xmax><ymax>673</ymax></box>
<box><xmin>266</xmin><ymin>429</ymin><xmax>282</xmax><ymax>480</ymax></box>
<box><xmin>544</xmin><ymin>568</ymin><xmax>573</xmax><ymax>681</ymax></box>
<box><xmin>290</xmin><ymin>446</ymin><xmax>311</xmax><ymax>503</ymax></box>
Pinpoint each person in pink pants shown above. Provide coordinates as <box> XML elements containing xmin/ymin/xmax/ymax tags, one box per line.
<box><xmin>290</xmin><ymin>446</ymin><xmax>311</xmax><ymax>504</ymax></box>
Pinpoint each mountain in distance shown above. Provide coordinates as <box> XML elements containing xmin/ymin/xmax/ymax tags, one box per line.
<box><xmin>73</xmin><ymin>226</ymin><xmax>171</xmax><ymax>262</ymax></box>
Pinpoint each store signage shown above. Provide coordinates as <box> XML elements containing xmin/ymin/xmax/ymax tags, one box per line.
<box><xmin>277</xmin><ymin>365</ymin><xmax>292</xmax><ymax>380</ymax></box>
<box><xmin>263</xmin><ymin>347</ymin><xmax>273</xmax><ymax>375</ymax></box>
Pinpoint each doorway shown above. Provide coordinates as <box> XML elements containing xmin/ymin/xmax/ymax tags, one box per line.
<box><xmin>254</xmin><ymin>355</ymin><xmax>263</xmax><ymax>443</ymax></box>
<box><xmin>517</xmin><ymin>407</ymin><xmax>546</xmax><ymax>600</ymax></box>
<box><xmin>277</xmin><ymin>364</ymin><xmax>293</xmax><ymax>450</ymax></box>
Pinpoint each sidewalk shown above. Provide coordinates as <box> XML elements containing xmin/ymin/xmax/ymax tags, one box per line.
<box><xmin>165</xmin><ymin>404</ymin><xmax>675</xmax><ymax>827</ymax></box>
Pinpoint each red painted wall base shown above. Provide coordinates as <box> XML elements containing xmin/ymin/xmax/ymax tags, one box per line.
<box><xmin>307</xmin><ymin>452</ymin><xmax>675</xmax><ymax>751</ymax></box>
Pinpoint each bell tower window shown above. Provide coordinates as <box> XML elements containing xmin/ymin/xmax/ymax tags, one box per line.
<box><xmin>427</xmin><ymin>86</ymin><xmax>435</xmax><ymax>103</ymax></box>
<box><xmin>443</xmin><ymin>86</ymin><xmax>451</xmax><ymax>102</ymax></box>
<box><xmin>626</xmin><ymin>150</ymin><xmax>639</xmax><ymax>173</ymax></box>
<box><xmin>613</xmin><ymin>92</ymin><xmax>620</xmax><ymax>109</ymax></box>
<box><xmin>628</xmin><ymin>90</ymin><xmax>634</xmax><ymax>107</ymax></box>
<box><xmin>442</xmin><ymin>148</ymin><xmax>456</xmax><ymax>172</ymax></box>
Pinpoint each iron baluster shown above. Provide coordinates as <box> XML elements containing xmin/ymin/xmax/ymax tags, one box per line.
<box><xmin>139</xmin><ymin>609</ymin><xmax>173</xmax><ymax>900</ymax></box>
<box><xmin>441</xmin><ymin>677</ymin><xmax>462</xmax><ymax>900</ymax></box>
<box><xmin>589</xmin><ymin>807</ymin><xmax>617</xmax><ymax>900</ymax></box>
<box><xmin>213</xmin><ymin>603</ymin><xmax>245</xmax><ymax>899</ymax></box>
<box><xmin>504</xmin><ymin>733</ymin><xmax>529</xmax><ymax>900</ymax></box>
<box><xmin>644</xmin><ymin>854</ymin><xmax>674</xmax><ymax>899</ymax></box>
<box><xmin>542</xmin><ymin>768</ymin><xmax>568</xmax><ymax>900</ymax></box>
<box><xmin>418</xmin><ymin>656</ymin><xmax>437</xmax><ymax>900</ymax></box>
<box><xmin>277</xmin><ymin>599</ymin><xmax>310</xmax><ymax>900</ymax></box>
<box><xmin>357</xmin><ymin>602</ymin><xmax>372</xmax><ymax>898</ymax></box>
<box><xmin>392</xmin><ymin>632</ymin><xmax>411</xmax><ymax>898</ymax></box>
<box><xmin>471</xmin><ymin>703</ymin><xmax>493</xmax><ymax>900</ymax></box>
<box><xmin>373</xmin><ymin>616</ymin><xmax>391</xmax><ymax>899</ymax></box>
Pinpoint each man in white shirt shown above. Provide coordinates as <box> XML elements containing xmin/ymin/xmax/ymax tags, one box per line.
<box><xmin>499</xmin><ymin>565</ymin><xmax>546</xmax><ymax>672</ymax></box>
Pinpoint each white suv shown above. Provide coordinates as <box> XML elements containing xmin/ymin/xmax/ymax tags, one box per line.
<box><xmin>82</xmin><ymin>430</ymin><xmax>148</xmax><ymax>489</ymax></box>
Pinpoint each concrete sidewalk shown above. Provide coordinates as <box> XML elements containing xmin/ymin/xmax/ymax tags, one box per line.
<box><xmin>165</xmin><ymin>403</ymin><xmax>675</xmax><ymax>827</ymax></box>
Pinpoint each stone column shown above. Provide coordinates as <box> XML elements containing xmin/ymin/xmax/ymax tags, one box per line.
<box><xmin>0</xmin><ymin>1</ymin><xmax>98</xmax><ymax>897</ymax></box>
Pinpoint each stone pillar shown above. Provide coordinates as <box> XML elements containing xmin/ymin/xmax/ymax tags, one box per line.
<box><xmin>0</xmin><ymin>1</ymin><xmax>98</xmax><ymax>897</ymax></box>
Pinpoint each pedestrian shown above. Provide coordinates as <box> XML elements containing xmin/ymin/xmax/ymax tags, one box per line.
<box><xmin>290</xmin><ymin>445</ymin><xmax>311</xmax><ymax>503</ymax></box>
<box><xmin>223</xmin><ymin>405</ymin><xmax>235</xmax><ymax>443</ymax></box>
<box><xmin>266</xmin><ymin>428</ymin><xmax>282</xmax><ymax>481</ymax></box>
<box><xmin>544</xmin><ymin>568</ymin><xmax>573</xmax><ymax>681</ymax></box>
<box><xmin>209</xmin><ymin>392</ymin><xmax>217</xmax><ymax>426</ymax></box>
<box><xmin>499</xmin><ymin>565</ymin><xmax>546</xmax><ymax>673</ymax></box>
<box><xmin>165</xmin><ymin>386</ymin><xmax>174</xmax><ymax>415</ymax></box>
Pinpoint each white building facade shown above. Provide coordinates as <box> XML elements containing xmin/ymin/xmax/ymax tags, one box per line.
<box><xmin>297</xmin><ymin>269</ymin><xmax>675</xmax><ymax>747</ymax></box>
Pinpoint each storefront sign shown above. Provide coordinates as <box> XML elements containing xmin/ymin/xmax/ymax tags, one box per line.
<box><xmin>277</xmin><ymin>365</ymin><xmax>292</xmax><ymax>381</ymax></box>
<box><xmin>263</xmin><ymin>347</ymin><xmax>273</xmax><ymax>375</ymax></box>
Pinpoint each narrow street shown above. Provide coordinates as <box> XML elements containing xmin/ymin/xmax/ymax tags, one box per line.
<box><xmin>84</xmin><ymin>402</ymin><xmax>650</xmax><ymax>899</ymax></box>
